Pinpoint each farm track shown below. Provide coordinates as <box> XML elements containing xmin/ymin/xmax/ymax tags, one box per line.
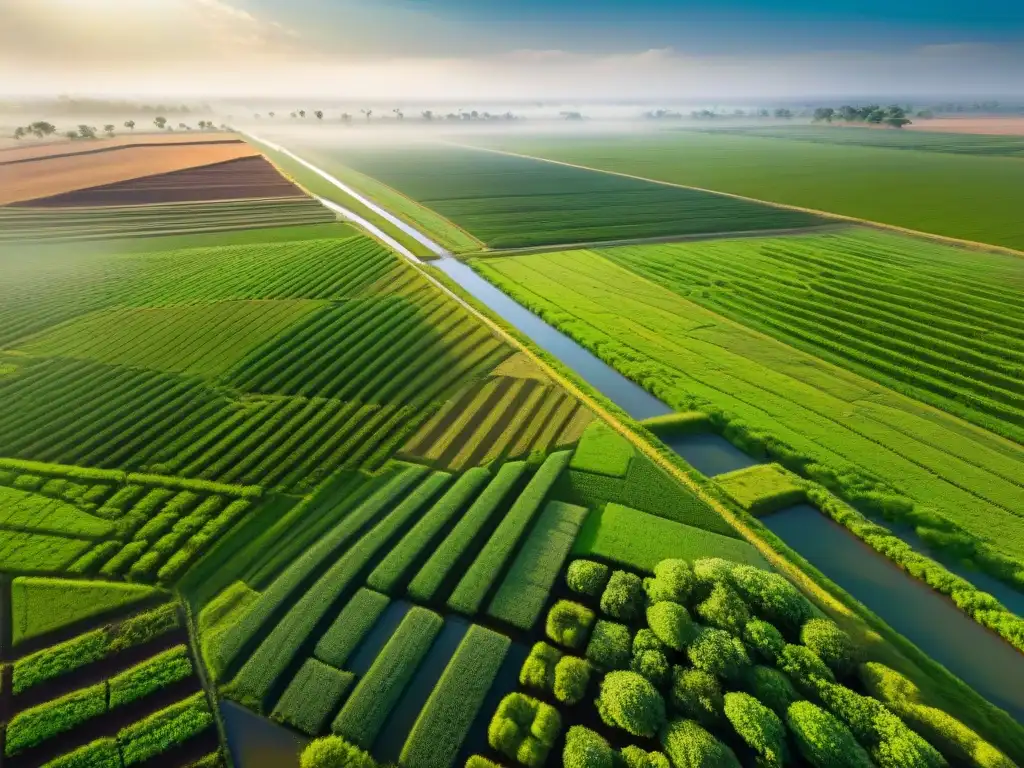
<box><xmin>447</xmin><ymin>142</ymin><xmax>1024</xmax><ymax>260</ymax></box>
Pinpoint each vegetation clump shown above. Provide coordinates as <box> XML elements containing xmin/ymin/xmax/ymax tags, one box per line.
<box><xmin>723</xmin><ymin>692</ymin><xmax>789</xmax><ymax>768</ymax></box>
<box><xmin>566</xmin><ymin>559</ymin><xmax>610</xmax><ymax>597</ymax></box>
<box><xmin>644</xmin><ymin>559</ymin><xmax>694</xmax><ymax>604</ymax></box>
<box><xmin>695</xmin><ymin>582</ymin><xmax>750</xmax><ymax>635</ymax></box>
<box><xmin>563</xmin><ymin>725</ymin><xmax>614</xmax><ymax>768</ymax></box>
<box><xmin>786</xmin><ymin>700</ymin><xmax>874</xmax><ymax>768</ymax></box>
<box><xmin>597</xmin><ymin>670</ymin><xmax>667</xmax><ymax>738</ymax></box>
<box><xmin>800</xmin><ymin>619</ymin><xmax>859</xmax><ymax>677</ymax></box>
<box><xmin>620</xmin><ymin>745</ymin><xmax>671</xmax><ymax>768</ymax></box>
<box><xmin>743</xmin><ymin>619</ymin><xmax>786</xmax><ymax>664</ymax></box>
<box><xmin>670</xmin><ymin>667</ymin><xmax>724</xmax><ymax>727</ymax></box>
<box><xmin>546</xmin><ymin>600</ymin><xmax>595</xmax><ymax>649</ymax></box>
<box><xmin>488</xmin><ymin>693</ymin><xmax>561</xmax><ymax>768</ymax></box>
<box><xmin>300</xmin><ymin>736</ymin><xmax>379</xmax><ymax>768</ymax></box>
<box><xmin>631</xmin><ymin>648</ymin><xmax>671</xmax><ymax>688</ymax></box>
<box><xmin>687</xmin><ymin>627</ymin><xmax>751</xmax><ymax>682</ymax></box>
<box><xmin>554</xmin><ymin>656</ymin><xmax>591</xmax><ymax>705</ymax></box>
<box><xmin>660</xmin><ymin>718</ymin><xmax>741</xmax><ymax>768</ymax></box>
<box><xmin>646</xmin><ymin>601</ymin><xmax>696</xmax><ymax>651</ymax></box>
<box><xmin>586</xmin><ymin>620</ymin><xmax>633</xmax><ymax>670</ymax></box>
<box><xmin>601</xmin><ymin>570</ymin><xmax>646</xmax><ymax>621</ymax></box>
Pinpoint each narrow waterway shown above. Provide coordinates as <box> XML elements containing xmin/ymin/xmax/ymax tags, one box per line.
<box><xmin>221</xmin><ymin>701</ymin><xmax>305</xmax><ymax>768</ymax></box>
<box><xmin>432</xmin><ymin>255</ymin><xmax>1024</xmax><ymax>725</ymax></box>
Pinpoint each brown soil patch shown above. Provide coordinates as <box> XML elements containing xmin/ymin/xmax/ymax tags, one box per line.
<box><xmin>907</xmin><ymin>118</ymin><xmax>1024</xmax><ymax>136</ymax></box>
<box><xmin>15</xmin><ymin>156</ymin><xmax>307</xmax><ymax>207</ymax></box>
<box><xmin>0</xmin><ymin>132</ymin><xmax>241</xmax><ymax>163</ymax></box>
<box><xmin>0</xmin><ymin>143</ymin><xmax>258</xmax><ymax>205</ymax></box>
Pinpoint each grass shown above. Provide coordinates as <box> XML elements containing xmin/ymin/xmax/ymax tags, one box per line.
<box><xmin>472</xmin><ymin>131</ymin><xmax>1024</xmax><ymax>251</ymax></box>
<box><xmin>569</xmin><ymin>421</ymin><xmax>634</xmax><ymax>477</ymax></box>
<box><xmin>272</xmin><ymin>658</ymin><xmax>355</xmax><ymax>735</ymax></box>
<box><xmin>296</xmin><ymin>144</ymin><xmax>824</xmax><ymax>249</ymax></box>
<box><xmin>472</xmin><ymin>247</ymin><xmax>1024</xmax><ymax>568</ymax></box>
<box><xmin>400</xmin><ymin>624</ymin><xmax>511</xmax><ymax>768</ymax></box>
<box><xmin>716</xmin><ymin>464</ymin><xmax>807</xmax><ymax>516</ymax></box>
<box><xmin>11</xmin><ymin>577</ymin><xmax>156</xmax><ymax>645</ymax></box>
<box><xmin>1</xmin><ymin>485</ymin><xmax>113</xmax><ymax>540</ymax></box>
<box><xmin>487</xmin><ymin>501</ymin><xmax>588</xmax><ymax>629</ymax></box>
<box><xmin>5</xmin><ymin>682</ymin><xmax>108</xmax><ymax>755</ymax></box>
<box><xmin>332</xmin><ymin>606</ymin><xmax>444</xmax><ymax>749</ymax></box>
<box><xmin>448</xmin><ymin>451</ymin><xmax>573</xmax><ymax>615</ymax></box>
<box><xmin>572</xmin><ymin>502</ymin><xmax>770</xmax><ymax>572</ymax></box>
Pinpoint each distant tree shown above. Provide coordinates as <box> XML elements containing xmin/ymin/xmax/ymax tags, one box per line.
<box><xmin>885</xmin><ymin>117</ymin><xmax>912</xmax><ymax>129</ymax></box>
<box><xmin>560</xmin><ymin>111</ymin><xmax>584</xmax><ymax>121</ymax></box>
<box><xmin>812</xmin><ymin>107</ymin><xmax>835</xmax><ymax>123</ymax></box>
<box><xmin>179</xmin><ymin>122</ymin><xmax>189</xmax><ymax>130</ymax></box>
<box><xmin>103</xmin><ymin>124</ymin><xmax>115</xmax><ymax>137</ymax></box>
<box><xmin>773</xmin><ymin>108</ymin><xmax>793</xmax><ymax>119</ymax></box>
<box><xmin>916</xmin><ymin>109</ymin><xmax>934</xmax><ymax>119</ymax></box>
<box><xmin>298</xmin><ymin>109</ymin><xmax>306</xmax><ymax>118</ymax></box>
<box><xmin>471</xmin><ymin>110</ymin><xmax>479</xmax><ymax>119</ymax></box>
<box><xmin>361</xmin><ymin>109</ymin><xmax>373</xmax><ymax>121</ymax></box>
<box><xmin>77</xmin><ymin>124</ymin><xmax>97</xmax><ymax>139</ymax></box>
<box><xmin>269</xmin><ymin>111</ymin><xmax>275</xmax><ymax>118</ymax></box>
<box><xmin>757</xmin><ymin>108</ymin><xmax>770</xmax><ymax>117</ymax></box>
<box><xmin>290</xmin><ymin>112</ymin><xmax>297</xmax><ymax>118</ymax></box>
<box><xmin>13</xmin><ymin>126</ymin><xmax>25</xmax><ymax>140</ymax></box>
<box><xmin>154</xmin><ymin>116</ymin><xmax>168</xmax><ymax>130</ymax></box>
<box><xmin>28</xmin><ymin>121</ymin><xmax>57</xmax><ymax>138</ymax></box>
<box><xmin>422</xmin><ymin>110</ymin><xmax>434</xmax><ymax>121</ymax></box>
<box><xmin>124</xmin><ymin>120</ymin><xmax>136</xmax><ymax>131</ymax></box>
<box><xmin>315</xmin><ymin>110</ymin><xmax>323</xmax><ymax>120</ymax></box>
<box><xmin>65</xmin><ymin>130</ymin><xmax>79</xmax><ymax>140</ymax></box>
<box><xmin>341</xmin><ymin>113</ymin><xmax>352</xmax><ymax>125</ymax></box>
<box><xmin>393</xmin><ymin>108</ymin><xmax>404</xmax><ymax>120</ymax></box>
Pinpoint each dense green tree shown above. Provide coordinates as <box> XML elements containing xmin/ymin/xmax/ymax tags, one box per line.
<box><xmin>634</xmin><ymin>628</ymin><xmax>667</xmax><ymax>655</ymax></box>
<box><xmin>669</xmin><ymin>667</ymin><xmax>724</xmax><ymax>727</ymax></box>
<box><xmin>567</xmin><ymin>560</ymin><xmax>610</xmax><ymax>597</ymax></box>
<box><xmin>744</xmin><ymin>665</ymin><xmax>801</xmax><ymax>718</ymax></box>
<box><xmin>602</xmin><ymin>570</ymin><xmax>646</xmax><ymax>621</ymax></box>
<box><xmin>631</xmin><ymin>648</ymin><xmax>671</xmax><ymax>688</ymax></box>
<box><xmin>621</xmin><ymin>745</ymin><xmax>671</xmax><ymax>768</ymax></box>
<box><xmin>778</xmin><ymin>644</ymin><xmax>835</xmax><ymax>694</ymax></box>
<box><xmin>724</xmin><ymin>692</ymin><xmax>788</xmax><ymax>768</ymax></box>
<box><xmin>645</xmin><ymin>558</ymin><xmax>694</xmax><ymax>604</ymax></box>
<box><xmin>786</xmin><ymin>701</ymin><xmax>873</xmax><ymax>768</ymax></box>
<box><xmin>647</xmin><ymin>601</ymin><xmax>697</xmax><ymax>651</ymax></box>
<box><xmin>554</xmin><ymin>656</ymin><xmax>591</xmax><ymax>705</ymax></box>
<box><xmin>696</xmin><ymin>582</ymin><xmax>750</xmax><ymax>635</ymax></box>
<box><xmin>801</xmin><ymin>619</ymin><xmax>859</xmax><ymax>677</ymax></box>
<box><xmin>660</xmin><ymin>719</ymin><xmax>741</xmax><ymax>768</ymax></box>
<box><xmin>546</xmin><ymin>600</ymin><xmax>595</xmax><ymax>649</ymax></box>
<box><xmin>730</xmin><ymin>566</ymin><xmax>813</xmax><ymax>631</ymax></box>
<box><xmin>587</xmin><ymin>620</ymin><xmax>633</xmax><ymax>670</ymax></box>
<box><xmin>300</xmin><ymin>736</ymin><xmax>378</xmax><ymax>768</ymax></box>
<box><xmin>564</xmin><ymin>726</ymin><xmax>614</xmax><ymax>768</ymax></box>
<box><xmin>520</xmin><ymin>642</ymin><xmax>561</xmax><ymax>692</ymax></box>
<box><xmin>597</xmin><ymin>670</ymin><xmax>667</xmax><ymax>738</ymax></box>
<box><xmin>687</xmin><ymin>627</ymin><xmax>751</xmax><ymax>681</ymax></box>
<box><xmin>744</xmin><ymin>619</ymin><xmax>786</xmax><ymax>663</ymax></box>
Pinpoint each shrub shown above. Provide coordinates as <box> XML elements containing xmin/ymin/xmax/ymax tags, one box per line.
<box><xmin>487</xmin><ymin>693</ymin><xmax>560</xmax><ymax>768</ymax></box>
<box><xmin>644</xmin><ymin>559</ymin><xmax>694</xmax><ymax>604</ymax></box>
<box><xmin>631</xmin><ymin>649</ymin><xmax>671</xmax><ymax>688</ymax></box>
<box><xmin>660</xmin><ymin>718</ymin><xmax>741</xmax><ymax>768</ymax></box>
<box><xmin>554</xmin><ymin>656</ymin><xmax>591</xmax><ymax>705</ymax></box>
<box><xmin>744</xmin><ymin>665</ymin><xmax>801</xmax><ymax>718</ymax></box>
<box><xmin>633</xmin><ymin>628</ymin><xmax>666</xmax><ymax>655</ymax></box>
<box><xmin>601</xmin><ymin>570</ymin><xmax>645</xmax><ymax>621</ymax></box>
<box><xmin>620</xmin><ymin>745</ymin><xmax>671</xmax><ymax>768</ymax></box>
<box><xmin>696</xmin><ymin>582</ymin><xmax>750</xmax><ymax>635</ymax></box>
<box><xmin>466</xmin><ymin>758</ymin><xmax>503</xmax><ymax>768</ymax></box>
<box><xmin>801</xmin><ymin>619</ymin><xmax>859</xmax><ymax>677</ymax></box>
<box><xmin>586</xmin><ymin>620</ymin><xmax>632</xmax><ymax>670</ymax></box>
<box><xmin>778</xmin><ymin>644</ymin><xmax>835</xmax><ymax>695</ymax></box>
<box><xmin>596</xmin><ymin>670</ymin><xmax>667</xmax><ymax>738</ymax></box>
<box><xmin>692</xmin><ymin>558</ymin><xmax>738</xmax><ymax>594</ymax></box>
<box><xmin>669</xmin><ymin>667</ymin><xmax>723</xmax><ymax>727</ymax></box>
<box><xmin>546</xmin><ymin>600</ymin><xmax>595</xmax><ymax>650</ymax></box>
<box><xmin>860</xmin><ymin>662</ymin><xmax>1013</xmax><ymax>768</ymax></box>
<box><xmin>563</xmin><ymin>726</ymin><xmax>614</xmax><ymax>768</ymax></box>
<box><xmin>730</xmin><ymin>565</ymin><xmax>813</xmax><ymax>632</ymax></box>
<box><xmin>646</xmin><ymin>601</ymin><xmax>696</xmax><ymax>651</ymax></box>
<box><xmin>520</xmin><ymin>642</ymin><xmax>562</xmax><ymax>692</ymax></box>
<box><xmin>566</xmin><ymin>559</ymin><xmax>610</xmax><ymax>597</ymax></box>
<box><xmin>743</xmin><ymin>619</ymin><xmax>785</xmax><ymax>663</ymax></box>
<box><xmin>723</xmin><ymin>692</ymin><xmax>788</xmax><ymax>768</ymax></box>
<box><xmin>687</xmin><ymin>627</ymin><xmax>750</xmax><ymax>682</ymax></box>
<box><xmin>787</xmin><ymin>701</ymin><xmax>874</xmax><ymax>768</ymax></box>
<box><xmin>300</xmin><ymin>736</ymin><xmax>378</xmax><ymax>768</ymax></box>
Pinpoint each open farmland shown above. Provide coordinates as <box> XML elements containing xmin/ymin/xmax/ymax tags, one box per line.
<box><xmin>0</xmin><ymin>132</ymin><xmax>245</xmax><ymax>164</ymax></box>
<box><xmin>470</xmin><ymin>131</ymin><xmax>1024</xmax><ymax>250</ymax></box>
<box><xmin>471</xmin><ymin>242</ymin><xmax>1024</xmax><ymax>570</ymax></box>
<box><xmin>265</xmin><ymin>141</ymin><xmax>826</xmax><ymax>249</ymax></box>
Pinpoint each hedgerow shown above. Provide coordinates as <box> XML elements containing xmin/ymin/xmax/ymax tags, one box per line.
<box><xmin>729</xmin><ymin>565</ymin><xmax>814</xmax><ymax>632</ymax></box>
<box><xmin>597</xmin><ymin>670</ymin><xmax>667</xmax><ymax>738</ymax></box>
<box><xmin>332</xmin><ymin>607</ymin><xmax>443</xmax><ymax>749</ymax></box>
<box><xmin>744</xmin><ymin>665</ymin><xmax>801</xmax><ymax>718</ymax></box>
<box><xmin>42</xmin><ymin>738</ymin><xmax>121</xmax><ymax>768</ymax></box>
<box><xmin>566</xmin><ymin>559</ymin><xmax>610</xmax><ymax>597</ymax></box>
<box><xmin>723</xmin><ymin>692</ymin><xmax>788</xmax><ymax>768</ymax></box>
<box><xmin>401</xmin><ymin>625</ymin><xmax>510</xmax><ymax>768</ymax></box>
<box><xmin>488</xmin><ymin>693</ymin><xmax>561</xmax><ymax>768</ymax></box>
<box><xmin>670</xmin><ymin>667</ymin><xmax>724</xmax><ymax>727</ymax></box>
<box><xmin>448</xmin><ymin>451</ymin><xmax>572</xmax><ymax>615</ymax></box>
<box><xmin>660</xmin><ymin>718</ymin><xmax>741</xmax><ymax>768</ymax></box>
<box><xmin>315</xmin><ymin>588</ymin><xmax>391</xmax><ymax>668</ymax></box>
<box><xmin>787</xmin><ymin>700</ymin><xmax>874</xmax><ymax>768</ymax></box>
<box><xmin>554</xmin><ymin>656</ymin><xmax>591</xmax><ymax>705</ymax></box>
<box><xmin>800</xmin><ymin>618</ymin><xmax>859</xmax><ymax>677</ymax></box>
<box><xmin>272</xmin><ymin>659</ymin><xmax>355</xmax><ymax>736</ymax></box>
<box><xmin>546</xmin><ymin>600</ymin><xmax>595</xmax><ymax>650</ymax></box>
<box><xmin>644</xmin><ymin>559</ymin><xmax>694</xmax><ymax>605</ymax></box>
<box><xmin>564</xmin><ymin>726</ymin><xmax>614</xmax><ymax>768</ymax></box>
<box><xmin>586</xmin><ymin>620</ymin><xmax>632</xmax><ymax>671</ymax></box>
<box><xmin>118</xmin><ymin>692</ymin><xmax>214</xmax><ymax>766</ymax></box>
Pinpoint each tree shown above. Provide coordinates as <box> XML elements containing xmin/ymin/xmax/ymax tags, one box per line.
<box><xmin>813</xmin><ymin>107</ymin><xmax>835</xmax><ymax>123</ymax></box>
<box><xmin>422</xmin><ymin>110</ymin><xmax>434</xmax><ymax>121</ymax></box>
<box><xmin>77</xmin><ymin>124</ymin><xmax>97</xmax><ymax>139</ymax></box>
<box><xmin>585</xmin><ymin>620</ymin><xmax>632</xmax><ymax>670</ymax></box>
<box><xmin>646</xmin><ymin>601</ymin><xmax>696</xmax><ymax>652</ymax></box>
<box><xmin>670</xmin><ymin>667</ymin><xmax>724</xmax><ymax>727</ymax></box>
<box><xmin>179</xmin><ymin>122</ymin><xmax>189</xmax><ymax>130</ymax></box>
<box><xmin>124</xmin><ymin>120</ymin><xmax>136</xmax><ymax>131</ymax></box>
<box><xmin>621</xmin><ymin>746</ymin><xmax>671</xmax><ymax>768</ymax></box>
<box><xmin>546</xmin><ymin>600</ymin><xmax>595</xmax><ymax>649</ymax></box>
<box><xmin>660</xmin><ymin>719</ymin><xmax>741</xmax><ymax>768</ymax></box>
<box><xmin>774</xmin><ymin>108</ymin><xmax>793</xmax><ymax>119</ymax></box>
<box><xmin>744</xmin><ymin>665</ymin><xmax>801</xmax><ymax>718</ymax></box>
<box><xmin>631</xmin><ymin>649</ymin><xmax>671</xmax><ymax>688</ymax></box>
<box><xmin>361</xmin><ymin>109</ymin><xmax>373</xmax><ymax>121</ymax></box>
<box><xmin>13</xmin><ymin>126</ymin><xmax>25</xmax><ymax>140</ymax></box>
<box><xmin>743</xmin><ymin>619</ymin><xmax>785</xmax><ymax>663</ymax></box>
<box><xmin>154</xmin><ymin>116</ymin><xmax>168</xmax><ymax>130</ymax></box>
<box><xmin>564</xmin><ymin>726</ymin><xmax>614</xmax><ymax>768</ymax></box>
<box><xmin>729</xmin><ymin>565</ymin><xmax>813</xmax><ymax>631</ymax></box>
<box><xmin>393</xmin><ymin>108</ymin><xmax>404</xmax><ymax>120</ymax></box>
<box><xmin>269</xmin><ymin>111</ymin><xmax>275</xmax><ymax>118</ymax></box>
<box><xmin>567</xmin><ymin>559</ymin><xmax>610</xmax><ymax>597</ymax></box>
<box><xmin>687</xmin><ymin>627</ymin><xmax>750</xmax><ymax>681</ymax></box>
<box><xmin>299</xmin><ymin>109</ymin><xmax>306</xmax><ymax>118</ymax></box>
<box><xmin>724</xmin><ymin>693</ymin><xmax>788</xmax><ymax>768</ymax></box>
<box><xmin>315</xmin><ymin>110</ymin><xmax>324</xmax><ymax>120</ymax></box>
<box><xmin>779</xmin><ymin>644</ymin><xmax>835</xmax><ymax>694</ymax></box>
<box><xmin>801</xmin><ymin>619</ymin><xmax>859</xmax><ymax>676</ymax></box>
<box><xmin>65</xmin><ymin>130</ymin><xmax>79</xmax><ymax>140</ymax></box>
<box><xmin>601</xmin><ymin>571</ymin><xmax>645</xmax><ymax>621</ymax></box>
<box><xmin>521</xmin><ymin>642</ymin><xmax>561</xmax><ymax>692</ymax></box>
<box><xmin>554</xmin><ymin>656</ymin><xmax>591</xmax><ymax>705</ymax></box>
<box><xmin>341</xmin><ymin>113</ymin><xmax>352</xmax><ymax>125</ymax></box>
<box><xmin>103</xmin><ymin>124</ymin><xmax>115</xmax><ymax>137</ymax></box>
<box><xmin>597</xmin><ymin>671</ymin><xmax>667</xmax><ymax>738</ymax></box>
<box><xmin>696</xmin><ymin>582</ymin><xmax>749</xmax><ymax>634</ymax></box>
<box><xmin>28</xmin><ymin>121</ymin><xmax>57</xmax><ymax>138</ymax></box>
<box><xmin>645</xmin><ymin>559</ymin><xmax>694</xmax><ymax>604</ymax></box>
<box><xmin>787</xmin><ymin>701</ymin><xmax>874</xmax><ymax>768</ymax></box>
<box><xmin>300</xmin><ymin>736</ymin><xmax>378</xmax><ymax>768</ymax></box>
<box><xmin>885</xmin><ymin>117</ymin><xmax>912</xmax><ymax>129</ymax></box>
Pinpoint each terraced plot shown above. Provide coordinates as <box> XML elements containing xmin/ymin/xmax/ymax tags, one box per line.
<box><xmin>285</xmin><ymin>143</ymin><xmax>825</xmax><ymax>248</ymax></box>
<box><xmin>471</xmin><ymin>243</ymin><xmax>1024</xmax><ymax>570</ymax></box>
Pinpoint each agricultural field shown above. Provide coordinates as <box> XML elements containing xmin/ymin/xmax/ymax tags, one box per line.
<box><xmin>469</xmin><ymin>131</ymin><xmax>1024</xmax><ymax>250</ymax></box>
<box><xmin>470</xmin><ymin>241</ymin><xmax>1024</xmax><ymax>570</ymax></box>
<box><xmin>261</xmin><ymin>142</ymin><xmax>826</xmax><ymax>249</ymax></box>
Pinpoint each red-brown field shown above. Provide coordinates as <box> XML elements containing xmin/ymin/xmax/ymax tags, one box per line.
<box><xmin>907</xmin><ymin>117</ymin><xmax>1024</xmax><ymax>136</ymax></box>
<box><xmin>0</xmin><ymin>132</ymin><xmax>242</xmax><ymax>164</ymax></box>
<box><xmin>15</xmin><ymin>156</ymin><xmax>308</xmax><ymax>207</ymax></box>
<box><xmin>0</xmin><ymin>142</ymin><xmax>258</xmax><ymax>205</ymax></box>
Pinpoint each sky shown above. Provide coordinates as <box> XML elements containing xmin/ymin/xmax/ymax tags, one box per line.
<box><xmin>1</xmin><ymin>0</ymin><xmax>1022</xmax><ymax>101</ymax></box>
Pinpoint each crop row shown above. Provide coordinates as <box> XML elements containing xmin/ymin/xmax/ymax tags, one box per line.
<box><xmin>227</xmin><ymin>471</ymin><xmax>450</xmax><ymax>707</ymax></box>
<box><xmin>314</xmin><ymin>588</ymin><xmax>392</xmax><ymax>668</ymax></box>
<box><xmin>448</xmin><ymin>450</ymin><xmax>573</xmax><ymax>615</ymax></box>
<box><xmin>332</xmin><ymin>607</ymin><xmax>444</xmax><ymax>749</ymax></box>
<box><xmin>487</xmin><ymin>500</ymin><xmax>588</xmax><ymax>629</ymax></box>
<box><xmin>0</xmin><ymin>484</ymin><xmax>113</xmax><ymax>541</ymax></box>
<box><xmin>272</xmin><ymin>658</ymin><xmax>355</xmax><ymax>736</ymax></box>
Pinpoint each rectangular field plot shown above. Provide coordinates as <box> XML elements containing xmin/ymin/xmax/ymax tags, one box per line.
<box><xmin>303</xmin><ymin>144</ymin><xmax>825</xmax><ymax>248</ymax></box>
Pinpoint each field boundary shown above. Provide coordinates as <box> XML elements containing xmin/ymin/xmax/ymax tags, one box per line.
<box><xmin>446</xmin><ymin>142</ymin><xmax>1024</xmax><ymax>260</ymax></box>
<box><xmin>0</xmin><ymin>139</ymin><xmax>246</xmax><ymax>167</ymax></box>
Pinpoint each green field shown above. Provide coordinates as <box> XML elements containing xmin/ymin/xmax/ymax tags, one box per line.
<box><xmin>471</xmin><ymin>131</ymin><xmax>1024</xmax><ymax>250</ymax></box>
<box><xmin>471</xmin><ymin>241</ymin><xmax>1024</xmax><ymax>569</ymax></box>
<box><xmin>279</xmin><ymin>143</ymin><xmax>825</xmax><ymax>249</ymax></box>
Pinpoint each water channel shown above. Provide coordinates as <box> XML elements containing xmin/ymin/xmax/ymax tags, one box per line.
<box><xmin>434</xmin><ymin>256</ymin><xmax>1024</xmax><ymax>725</ymax></box>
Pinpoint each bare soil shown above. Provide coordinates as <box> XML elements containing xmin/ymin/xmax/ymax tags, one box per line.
<box><xmin>0</xmin><ymin>143</ymin><xmax>258</xmax><ymax>205</ymax></box>
<box><xmin>0</xmin><ymin>132</ymin><xmax>242</xmax><ymax>163</ymax></box>
<box><xmin>907</xmin><ymin>117</ymin><xmax>1024</xmax><ymax>136</ymax></box>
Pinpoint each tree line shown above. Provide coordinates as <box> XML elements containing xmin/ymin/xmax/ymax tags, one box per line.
<box><xmin>812</xmin><ymin>105</ymin><xmax>912</xmax><ymax>128</ymax></box>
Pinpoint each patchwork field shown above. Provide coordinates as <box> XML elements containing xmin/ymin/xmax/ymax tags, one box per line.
<box><xmin>0</xmin><ymin>132</ymin><xmax>242</xmax><ymax>164</ymax></box>
<box><xmin>269</xmin><ymin>142</ymin><xmax>826</xmax><ymax>249</ymax></box>
<box><xmin>471</xmin><ymin>240</ymin><xmax>1024</xmax><ymax>568</ymax></box>
<box><xmin>471</xmin><ymin>131</ymin><xmax>1024</xmax><ymax>250</ymax></box>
